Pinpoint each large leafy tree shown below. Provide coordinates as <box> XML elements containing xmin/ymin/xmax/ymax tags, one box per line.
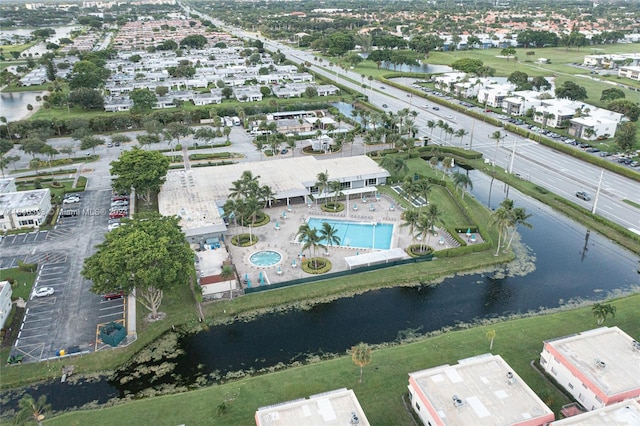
<box><xmin>69</xmin><ymin>88</ymin><xmax>104</xmax><ymax>110</ymax></box>
<box><xmin>110</xmin><ymin>148</ymin><xmax>170</xmax><ymax>205</ymax></box>
<box><xmin>607</xmin><ymin>99</ymin><xmax>640</xmax><ymax>122</ymax></box>
<box><xmin>615</xmin><ymin>121</ymin><xmax>637</xmax><ymax>152</ymax></box>
<box><xmin>82</xmin><ymin>214</ymin><xmax>194</xmax><ymax>320</ymax></box>
<box><xmin>555</xmin><ymin>81</ymin><xmax>588</xmax><ymax>101</ymax></box>
<box><xmin>130</xmin><ymin>88</ymin><xmax>157</xmax><ymax>113</ymax></box>
<box><xmin>69</xmin><ymin>60</ymin><xmax>110</xmax><ymax>89</ymax></box>
<box><xmin>600</xmin><ymin>88</ymin><xmax>625</xmax><ymax>102</ymax></box>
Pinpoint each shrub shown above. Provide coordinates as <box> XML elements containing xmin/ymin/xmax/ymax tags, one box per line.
<box><xmin>231</xmin><ymin>233</ymin><xmax>258</xmax><ymax>247</ymax></box>
<box><xmin>17</xmin><ymin>260</ymin><xmax>38</xmax><ymax>273</ymax></box>
<box><xmin>301</xmin><ymin>258</ymin><xmax>332</xmax><ymax>274</ymax></box>
<box><xmin>321</xmin><ymin>202</ymin><xmax>344</xmax><ymax>213</ymax></box>
<box><xmin>406</xmin><ymin>244</ymin><xmax>434</xmax><ymax>258</ymax></box>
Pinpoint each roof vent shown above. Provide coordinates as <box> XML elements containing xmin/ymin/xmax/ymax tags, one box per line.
<box><xmin>506</xmin><ymin>371</ymin><xmax>516</xmax><ymax>386</ymax></box>
<box><xmin>594</xmin><ymin>359</ymin><xmax>606</xmax><ymax>369</ymax></box>
<box><xmin>452</xmin><ymin>395</ymin><xmax>464</xmax><ymax>408</ymax></box>
<box><xmin>349</xmin><ymin>412</ymin><xmax>359</xmax><ymax>425</ymax></box>
<box><xmin>632</xmin><ymin>340</ymin><xmax>640</xmax><ymax>351</ymax></box>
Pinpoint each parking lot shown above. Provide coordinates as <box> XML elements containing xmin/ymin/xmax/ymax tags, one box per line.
<box><xmin>3</xmin><ymin>189</ymin><xmax>128</xmax><ymax>362</ymax></box>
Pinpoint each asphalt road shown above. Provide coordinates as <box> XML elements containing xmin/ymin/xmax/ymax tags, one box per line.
<box><xmin>210</xmin><ymin>21</ymin><xmax>640</xmax><ymax>233</ymax></box>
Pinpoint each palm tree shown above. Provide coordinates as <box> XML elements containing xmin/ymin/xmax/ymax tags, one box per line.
<box><xmin>426</xmin><ymin>120</ymin><xmax>436</xmax><ymax>137</ymax></box>
<box><xmin>401</xmin><ymin>210</ymin><xmax>420</xmax><ymax>246</ymax></box>
<box><xmin>220</xmin><ymin>264</ymin><xmax>235</xmax><ymax>300</ymax></box>
<box><xmin>455</xmin><ymin>128</ymin><xmax>468</xmax><ymax>147</ymax></box>
<box><xmin>491</xmin><ymin>204</ymin><xmax>512</xmax><ymax>256</ymax></box>
<box><xmin>489</xmin><ymin>130</ymin><xmax>505</xmax><ymax>169</ymax></box>
<box><xmin>351</xmin><ymin>342</ymin><xmax>372</xmax><ymax>383</ymax></box>
<box><xmin>0</xmin><ymin>116</ymin><xmax>10</xmax><ymax>142</ymax></box>
<box><xmin>452</xmin><ymin>171</ymin><xmax>473</xmax><ymax>199</ymax></box>
<box><xmin>15</xmin><ymin>394</ymin><xmax>51</xmax><ymax>425</ymax></box>
<box><xmin>504</xmin><ymin>206</ymin><xmax>532</xmax><ymax>251</ymax></box>
<box><xmin>328</xmin><ymin>180</ymin><xmax>343</xmax><ymax>205</ymax></box>
<box><xmin>315</xmin><ymin>170</ymin><xmax>329</xmax><ymax>206</ymax></box>
<box><xmin>423</xmin><ymin>203</ymin><xmax>442</xmax><ymax>248</ymax></box>
<box><xmin>243</xmin><ymin>197</ymin><xmax>261</xmax><ymax>243</ymax></box>
<box><xmin>592</xmin><ymin>303</ymin><xmax>616</xmax><ymax>325</ymax></box>
<box><xmin>415</xmin><ymin>178</ymin><xmax>432</xmax><ymax>211</ymax></box>
<box><xmin>296</xmin><ymin>224</ymin><xmax>326</xmax><ymax>269</ymax></box>
<box><xmin>441</xmin><ymin>156</ymin><xmax>454</xmax><ymax>176</ymax></box>
<box><xmin>319</xmin><ymin>222</ymin><xmax>341</xmax><ymax>254</ymax></box>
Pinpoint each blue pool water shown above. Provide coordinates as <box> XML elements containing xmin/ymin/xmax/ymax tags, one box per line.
<box><xmin>249</xmin><ymin>251</ymin><xmax>282</xmax><ymax>267</ymax></box>
<box><xmin>306</xmin><ymin>218</ymin><xmax>393</xmax><ymax>249</ymax></box>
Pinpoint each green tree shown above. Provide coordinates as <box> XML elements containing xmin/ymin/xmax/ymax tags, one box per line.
<box><xmin>315</xmin><ymin>170</ymin><xmax>330</xmax><ymax>206</ymax></box>
<box><xmin>110</xmin><ymin>148</ymin><xmax>170</xmax><ymax>205</ymax></box>
<box><xmin>69</xmin><ymin>60</ymin><xmax>109</xmax><ymax>89</ymax></box>
<box><xmin>607</xmin><ymin>99</ymin><xmax>640</xmax><ymax>122</ymax></box>
<box><xmin>69</xmin><ymin>88</ymin><xmax>104</xmax><ymax>110</ymax></box>
<box><xmin>351</xmin><ymin>342</ymin><xmax>372</xmax><ymax>383</ymax></box>
<box><xmin>164</xmin><ymin>122</ymin><xmax>193</xmax><ymax>150</ymax></box>
<box><xmin>600</xmin><ymin>88</ymin><xmax>625</xmax><ymax>102</ymax></box>
<box><xmin>82</xmin><ymin>214</ymin><xmax>194</xmax><ymax>320</ymax></box>
<box><xmin>194</xmin><ymin>127</ymin><xmax>217</xmax><ymax>146</ymax></box>
<box><xmin>592</xmin><ymin>303</ymin><xmax>616</xmax><ymax>325</ymax></box>
<box><xmin>615</xmin><ymin>121</ymin><xmax>637</xmax><ymax>152</ymax></box>
<box><xmin>491</xmin><ymin>199</ymin><xmax>513</xmax><ymax>256</ymax></box>
<box><xmin>319</xmin><ymin>222</ymin><xmax>341</xmax><ymax>254</ymax></box>
<box><xmin>15</xmin><ymin>394</ymin><xmax>51</xmax><ymax>425</ymax></box>
<box><xmin>80</xmin><ymin>136</ymin><xmax>104</xmax><ymax>153</ymax></box>
<box><xmin>296</xmin><ymin>223</ymin><xmax>326</xmax><ymax>269</ymax></box>
<box><xmin>130</xmin><ymin>88</ymin><xmax>157</xmax><ymax>113</ymax></box>
<box><xmin>221</xmin><ymin>87</ymin><xmax>234</xmax><ymax>99</ymax></box>
<box><xmin>486</xmin><ymin>329</ymin><xmax>496</xmax><ymax>350</ymax></box>
<box><xmin>180</xmin><ymin>35</ymin><xmax>208</xmax><ymax>49</ymax></box>
<box><xmin>504</xmin><ymin>206</ymin><xmax>533</xmax><ymax>251</ymax></box>
<box><xmin>555</xmin><ymin>81</ymin><xmax>588</xmax><ymax>101</ymax></box>
<box><xmin>452</xmin><ymin>171</ymin><xmax>473</xmax><ymax>200</ymax></box>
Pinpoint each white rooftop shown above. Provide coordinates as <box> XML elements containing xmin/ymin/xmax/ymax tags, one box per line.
<box><xmin>551</xmin><ymin>399</ymin><xmax>640</xmax><ymax>425</ymax></box>
<box><xmin>255</xmin><ymin>388</ymin><xmax>370</xmax><ymax>426</ymax></box>
<box><xmin>159</xmin><ymin>156</ymin><xmax>389</xmax><ymax>233</ymax></box>
<box><xmin>544</xmin><ymin>327</ymin><xmax>640</xmax><ymax>397</ymax></box>
<box><xmin>0</xmin><ymin>178</ymin><xmax>16</xmax><ymax>194</ymax></box>
<box><xmin>0</xmin><ymin>189</ymin><xmax>50</xmax><ymax>210</ymax></box>
<box><xmin>409</xmin><ymin>354</ymin><xmax>554</xmax><ymax>425</ymax></box>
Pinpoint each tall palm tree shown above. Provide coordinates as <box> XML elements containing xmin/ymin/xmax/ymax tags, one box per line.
<box><xmin>296</xmin><ymin>224</ymin><xmax>326</xmax><ymax>269</ymax></box>
<box><xmin>504</xmin><ymin>206</ymin><xmax>532</xmax><ymax>251</ymax></box>
<box><xmin>489</xmin><ymin>130</ymin><xmax>505</xmax><ymax>169</ymax></box>
<box><xmin>414</xmin><ymin>178</ymin><xmax>432</xmax><ymax>211</ymax></box>
<box><xmin>452</xmin><ymin>171</ymin><xmax>473</xmax><ymax>199</ymax></box>
<box><xmin>442</xmin><ymin>156</ymin><xmax>454</xmax><ymax>176</ymax></box>
<box><xmin>328</xmin><ymin>180</ymin><xmax>342</xmax><ymax>205</ymax></box>
<box><xmin>423</xmin><ymin>203</ymin><xmax>442</xmax><ymax>248</ymax></box>
<box><xmin>15</xmin><ymin>394</ymin><xmax>51</xmax><ymax>425</ymax></box>
<box><xmin>455</xmin><ymin>128</ymin><xmax>468</xmax><ymax>147</ymax></box>
<box><xmin>491</xmin><ymin>204</ymin><xmax>511</xmax><ymax>256</ymax></box>
<box><xmin>426</xmin><ymin>119</ymin><xmax>436</xmax><ymax>137</ymax></box>
<box><xmin>243</xmin><ymin>197</ymin><xmax>261</xmax><ymax>243</ymax></box>
<box><xmin>315</xmin><ymin>170</ymin><xmax>329</xmax><ymax>206</ymax></box>
<box><xmin>320</xmin><ymin>222</ymin><xmax>341</xmax><ymax>254</ymax></box>
<box><xmin>401</xmin><ymin>210</ymin><xmax>420</xmax><ymax>246</ymax></box>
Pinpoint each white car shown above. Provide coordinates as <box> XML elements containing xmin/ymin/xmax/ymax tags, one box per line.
<box><xmin>111</xmin><ymin>201</ymin><xmax>129</xmax><ymax>208</ymax></box>
<box><xmin>63</xmin><ymin>197</ymin><xmax>81</xmax><ymax>204</ymax></box>
<box><xmin>33</xmin><ymin>287</ymin><xmax>55</xmax><ymax>298</ymax></box>
<box><xmin>446</xmin><ymin>114</ymin><xmax>454</xmax><ymax>120</ymax></box>
<box><xmin>108</xmin><ymin>223</ymin><xmax>121</xmax><ymax>231</ymax></box>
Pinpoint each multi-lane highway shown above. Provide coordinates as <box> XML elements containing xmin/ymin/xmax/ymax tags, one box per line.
<box><xmin>188</xmin><ymin>6</ymin><xmax>640</xmax><ymax>233</ymax></box>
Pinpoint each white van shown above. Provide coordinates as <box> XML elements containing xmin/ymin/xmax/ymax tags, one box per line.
<box><xmin>232</xmin><ymin>116</ymin><xmax>241</xmax><ymax>126</ymax></box>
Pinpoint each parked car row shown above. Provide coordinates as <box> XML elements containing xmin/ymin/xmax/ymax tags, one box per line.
<box><xmin>109</xmin><ymin>192</ymin><xmax>129</xmax><ymax>219</ymax></box>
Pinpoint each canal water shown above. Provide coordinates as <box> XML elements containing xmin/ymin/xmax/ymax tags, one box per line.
<box><xmin>1</xmin><ymin>169</ymin><xmax>638</xmax><ymax>415</ymax></box>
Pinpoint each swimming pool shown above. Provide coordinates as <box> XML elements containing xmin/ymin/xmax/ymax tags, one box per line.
<box><xmin>306</xmin><ymin>218</ymin><xmax>393</xmax><ymax>250</ymax></box>
<box><xmin>249</xmin><ymin>251</ymin><xmax>282</xmax><ymax>267</ymax></box>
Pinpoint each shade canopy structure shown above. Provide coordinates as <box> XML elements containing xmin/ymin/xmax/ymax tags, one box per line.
<box><xmin>345</xmin><ymin>248</ymin><xmax>408</xmax><ymax>270</ymax></box>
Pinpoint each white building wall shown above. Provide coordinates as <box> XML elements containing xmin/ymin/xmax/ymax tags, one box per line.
<box><xmin>540</xmin><ymin>348</ymin><xmax>605</xmax><ymax>411</ymax></box>
<box><xmin>0</xmin><ymin>281</ymin><xmax>12</xmax><ymax>330</ymax></box>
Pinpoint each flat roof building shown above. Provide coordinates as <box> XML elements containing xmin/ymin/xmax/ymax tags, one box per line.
<box><xmin>550</xmin><ymin>398</ymin><xmax>640</xmax><ymax>425</ymax></box>
<box><xmin>158</xmin><ymin>156</ymin><xmax>389</xmax><ymax>242</ymax></box>
<box><xmin>540</xmin><ymin>327</ymin><xmax>640</xmax><ymax>411</ymax></box>
<box><xmin>0</xmin><ymin>189</ymin><xmax>52</xmax><ymax>231</ymax></box>
<box><xmin>255</xmin><ymin>388</ymin><xmax>370</xmax><ymax>426</ymax></box>
<box><xmin>408</xmin><ymin>353</ymin><xmax>554</xmax><ymax>426</ymax></box>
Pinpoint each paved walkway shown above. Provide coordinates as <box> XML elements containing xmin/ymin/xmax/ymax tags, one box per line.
<box><xmin>225</xmin><ymin>195</ymin><xmax>464</xmax><ymax>289</ymax></box>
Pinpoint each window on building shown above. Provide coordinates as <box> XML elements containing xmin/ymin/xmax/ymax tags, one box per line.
<box><xmin>340</xmin><ymin>181</ymin><xmax>351</xmax><ymax>190</ymax></box>
<box><xmin>367</xmin><ymin>178</ymin><xmax>376</xmax><ymax>186</ymax></box>
<box><xmin>540</xmin><ymin>358</ymin><xmax>547</xmax><ymax>365</ymax></box>
<box><xmin>595</xmin><ymin>396</ymin><xmax>602</xmax><ymax>403</ymax></box>
<box><xmin>551</xmin><ymin>367</ymin><xmax>557</xmax><ymax>375</ymax></box>
<box><xmin>415</xmin><ymin>402</ymin><xmax>420</xmax><ymax>411</ymax></box>
<box><xmin>309</xmin><ymin>186</ymin><xmax>318</xmax><ymax>194</ymax></box>
<box><xmin>568</xmin><ymin>383</ymin><xmax>574</xmax><ymax>389</ymax></box>
<box><xmin>579</xmin><ymin>394</ymin><xmax>585</xmax><ymax>402</ymax></box>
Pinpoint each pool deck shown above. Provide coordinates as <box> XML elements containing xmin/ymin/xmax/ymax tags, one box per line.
<box><xmin>225</xmin><ymin>194</ymin><xmax>476</xmax><ymax>290</ymax></box>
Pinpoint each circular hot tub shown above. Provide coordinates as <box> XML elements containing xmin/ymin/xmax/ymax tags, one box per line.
<box><xmin>249</xmin><ymin>250</ymin><xmax>282</xmax><ymax>267</ymax></box>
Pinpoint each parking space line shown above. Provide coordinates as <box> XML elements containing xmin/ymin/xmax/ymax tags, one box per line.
<box><xmin>22</xmin><ymin>317</ymin><xmax>53</xmax><ymax>323</ymax></box>
<box><xmin>17</xmin><ymin>333</ymin><xmax>48</xmax><ymax>340</ymax></box>
<box><xmin>99</xmin><ymin>312</ymin><xmax>125</xmax><ymax>319</ymax></box>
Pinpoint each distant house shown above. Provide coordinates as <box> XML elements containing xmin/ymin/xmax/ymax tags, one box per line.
<box><xmin>104</xmin><ymin>96</ymin><xmax>133</xmax><ymax>112</ymax></box>
<box><xmin>0</xmin><ymin>189</ymin><xmax>52</xmax><ymax>231</ymax></box>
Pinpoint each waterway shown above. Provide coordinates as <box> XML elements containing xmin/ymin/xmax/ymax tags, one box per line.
<box><xmin>1</xmin><ymin>169</ymin><xmax>638</xmax><ymax>415</ymax></box>
<box><xmin>0</xmin><ymin>91</ymin><xmax>44</xmax><ymax>122</ymax></box>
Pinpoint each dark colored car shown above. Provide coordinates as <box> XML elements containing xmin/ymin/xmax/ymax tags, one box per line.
<box><xmin>432</xmin><ymin>106</ymin><xmax>440</xmax><ymax>110</ymax></box>
<box><xmin>576</xmin><ymin>191</ymin><xmax>591</xmax><ymax>201</ymax></box>
<box><xmin>103</xmin><ymin>291</ymin><xmax>125</xmax><ymax>300</ymax></box>
<box><xmin>382</xmin><ymin>104</ymin><xmax>388</xmax><ymax>108</ymax></box>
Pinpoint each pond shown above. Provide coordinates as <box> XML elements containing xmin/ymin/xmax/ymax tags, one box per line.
<box><xmin>2</xmin><ymin>169</ymin><xmax>638</xmax><ymax>415</ymax></box>
<box><xmin>0</xmin><ymin>91</ymin><xmax>44</xmax><ymax>122</ymax></box>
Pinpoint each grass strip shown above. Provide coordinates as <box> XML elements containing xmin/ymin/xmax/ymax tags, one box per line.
<box><xmin>44</xmin><ymin>294</ymin><xmax>640</xmax><ymax>426</ymax></box>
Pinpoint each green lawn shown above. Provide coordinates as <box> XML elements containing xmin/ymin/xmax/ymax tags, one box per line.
<box><xmin>45</xmin><ymin>294</ymin><xmax>640</xmax><ymax>426</ymax></box>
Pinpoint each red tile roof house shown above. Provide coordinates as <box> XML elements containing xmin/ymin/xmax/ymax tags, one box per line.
<box><xmin>540</xmin><ymin>327</ymin><xmax>640</xmax><ymax>412</ymax></box>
